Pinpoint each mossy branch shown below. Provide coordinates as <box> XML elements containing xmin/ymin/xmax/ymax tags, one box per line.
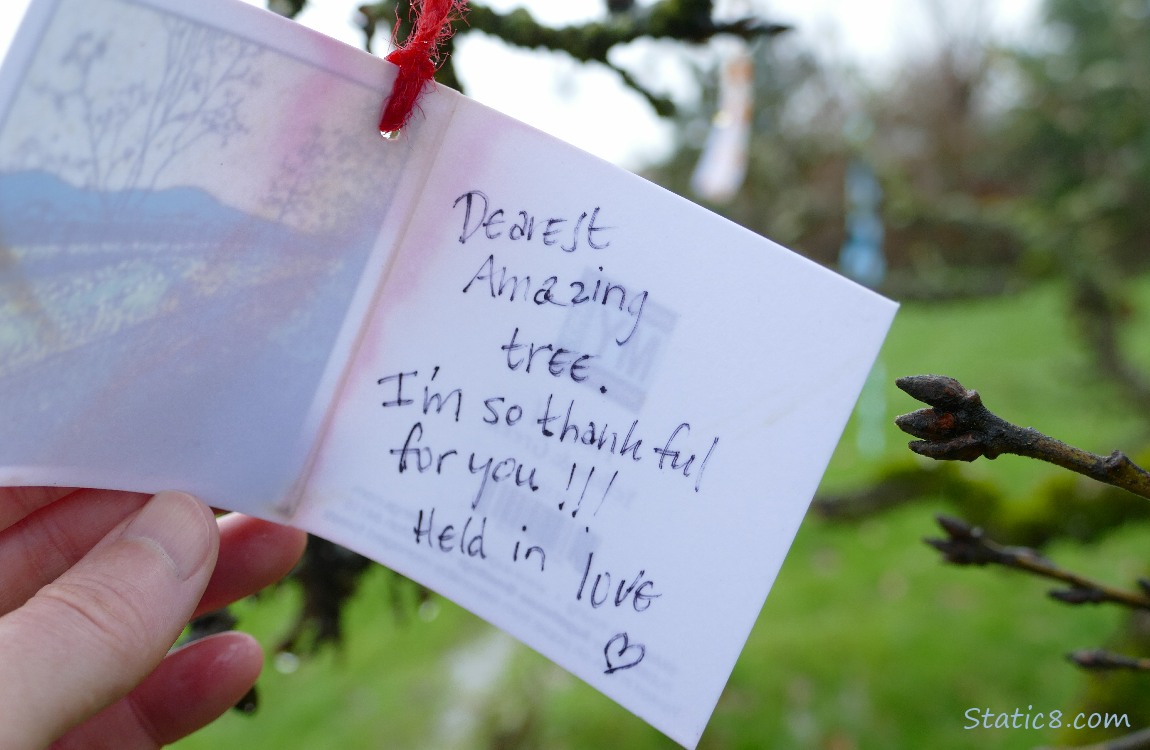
<box><xmin>357</xmin><ymin>0</ymin><xmax>789</xmax><ymax>116</ymax></box>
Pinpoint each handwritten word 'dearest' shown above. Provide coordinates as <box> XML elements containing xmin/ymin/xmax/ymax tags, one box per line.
<box><xmin>454</xmin><ymin>189</ymin><xmax>611</xmax><ymax>252</ymax></box>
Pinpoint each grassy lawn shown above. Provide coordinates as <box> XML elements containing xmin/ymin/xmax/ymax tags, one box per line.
<box><xmin>175</xmin><ymin>277</ymin><xmax>1150</xmax><ymax>750</ymax></box>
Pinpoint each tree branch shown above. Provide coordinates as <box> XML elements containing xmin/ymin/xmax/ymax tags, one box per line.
<box><xmin>926</xmin><ymin>514</ymin><xmax>1150</xmax><ymax>611</ymax></box>
<box><xmin>1070</xmin><ymin>270</ymin><xmax>1150</xmax><ymax>417</ymax></box>
<box><xmin>357</xmin><ymin>1</ymin><xmax>789</xmax><ymax>115</ymax></box>
<box><xmin>1069</xmin><ymin>648</ymin><xmax>1150</xmax><ymax>673</ymax></box>
<box><xmin>1039</xmin><ymin>726</ymin><xmax>1150</xmax><ymax>750</ymax></box>
<box><xmin>458</xmin><ymin>3</ymin><xmax>791</xmax><ymax>53</ymax></box>
<box><xmin>895</xmin><ymin>375</ymin><xmax>1150</xmax><ymax>500</ymax></box>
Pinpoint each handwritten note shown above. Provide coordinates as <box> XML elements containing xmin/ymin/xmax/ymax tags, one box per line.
<box><xmin>0</xmin><ymin>0</ymin><xmax>897</xmax><ymax>746</ymax></box>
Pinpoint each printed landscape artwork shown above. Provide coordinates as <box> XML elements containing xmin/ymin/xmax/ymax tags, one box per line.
<box><xmin>0</xmin><ymin>0</ymin><xmax>413</xmax><ymax>501</ymax></box>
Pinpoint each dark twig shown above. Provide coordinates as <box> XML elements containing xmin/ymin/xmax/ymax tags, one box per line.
<box><xmin>1069</xmin><ymin>648</ymin><xmax>1150</xmax><ymax>673</ymax></box>
<box><xmin>896</xmin><ymin>375</ymin><xmax>1150</xmax><ymax>500</ymax></box>
<box><xmin>926</xmin><ymin>515</ymin><xmax>1150</xmax><ymax>611</ymax></box>
<box><xmin>276</xmin><ymin>536</ymin><xmax>373</xmax><ymax>655</ymax></box>
<box><xmin>1039</xmin><ymin>726</ymin><xmax>1150</xmax><ymax>750</ymax></box>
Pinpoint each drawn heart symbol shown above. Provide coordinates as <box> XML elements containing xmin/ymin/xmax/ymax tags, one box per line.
<box><xmin>603</xmin><ymin>632</ymin><xmax>646</xmax><ymax>674</ymax></box>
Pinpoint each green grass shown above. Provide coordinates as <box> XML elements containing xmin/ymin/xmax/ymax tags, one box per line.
<box><xmin>175</xmin><ymin>277</ymin><xmax>1150</xmax><ymax>750</ymax></box>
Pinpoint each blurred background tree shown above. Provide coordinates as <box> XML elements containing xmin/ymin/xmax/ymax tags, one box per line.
<box><xmin>1001</xmin><ymin>0</ymin><xmax>1150</xmax><ymax>413</ymax></box>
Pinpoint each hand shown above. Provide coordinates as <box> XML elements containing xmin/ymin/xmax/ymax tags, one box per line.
<box><xmin>0</xmin><ymin>488</ymin><xmax>307</xmax><ymax>749</ymax></box>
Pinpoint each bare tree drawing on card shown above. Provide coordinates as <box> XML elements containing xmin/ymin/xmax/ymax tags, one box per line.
<box><xmin>17</xmin><ymin>15</ymin><xmax>262</xmax><ymax>210</ymax></box>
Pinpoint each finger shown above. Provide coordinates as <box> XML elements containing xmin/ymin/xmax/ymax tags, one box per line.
<box><xmin>195</xmin><ymin>514</ymin><xmax>307</xmax><ymax>618</ymax></box>
<box><xmin>1</xmin><ymin>496</ymin><xmax>307</xmax><ymax>623</ymax></box>
<box><xmin>0</xmin><ymin>486</ymin><xmax>81</xmax><ymax>530</ymax></box>
<box><xmin>49</xmin><ymin>632</ymin><xmax>263</xmax><ymax>750</ymax></box>
<box><xmin>0</xmin><ymin>491</ymin><xmax>218</xmax><ymax>749</ymax></box>
<box><xmin>0</xmin><ymin>489</ymin><xmax>151</xmax><ymax>614</ymax></box>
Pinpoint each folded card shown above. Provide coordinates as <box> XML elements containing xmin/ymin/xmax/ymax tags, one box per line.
<box><xmin>0</xmin><ymin>0</ymin><xmax>897</xmax><ymax>746</ymax></box>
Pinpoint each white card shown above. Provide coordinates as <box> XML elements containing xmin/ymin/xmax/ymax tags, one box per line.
<box><xmin>0</xmin><ymin>0</ymin><xmax>897</xmax><ymax>746</ymax></box>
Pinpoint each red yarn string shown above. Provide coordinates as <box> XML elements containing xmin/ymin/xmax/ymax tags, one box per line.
<box><xmin>379</xmin><ymin>0</ymin><xmax>466</xmax><ymax>134</ymax></box>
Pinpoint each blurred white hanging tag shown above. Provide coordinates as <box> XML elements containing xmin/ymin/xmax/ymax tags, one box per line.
<box><xmin>691</xmin><ymin>42</ymin><xmax>754</xmax><ymax>203</ymax></box>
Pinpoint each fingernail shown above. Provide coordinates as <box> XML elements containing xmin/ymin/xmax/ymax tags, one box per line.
<box><xmin>123</xmin><ymin>491</ymin><xmax>216</xmax><ymax>580</ymax></box>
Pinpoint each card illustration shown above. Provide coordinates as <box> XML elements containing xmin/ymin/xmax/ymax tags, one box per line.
<box><xmin>0</xmin><ymin>0</ymin><xmax>410</xmax><ymax>502</ymax></box>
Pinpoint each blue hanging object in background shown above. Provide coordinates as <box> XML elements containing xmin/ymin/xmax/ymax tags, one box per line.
<box><xmin>839</xmin><ymin>159</ymin><xmax>888</xmax><ymax>456</ymax></box>
<box><xmin>838</xmin><ymin>159</ymin><xmax>886</xmax><ymax>289</ymax></box>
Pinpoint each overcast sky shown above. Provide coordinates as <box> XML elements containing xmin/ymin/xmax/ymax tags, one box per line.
<box><xmin>2</xmin><ymin>0</ymin><xmax>1040</xmax><ymax>167</ymax></box>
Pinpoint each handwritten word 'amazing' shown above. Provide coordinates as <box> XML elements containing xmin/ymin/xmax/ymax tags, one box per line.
<box><xmin>454</xmin><ymin>190</ymin><xmax>648</xmax><ymax>346</ymax></box>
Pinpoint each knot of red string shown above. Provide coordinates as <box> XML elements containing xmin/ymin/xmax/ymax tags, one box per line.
<box><xmin>379</xmin><ymin>0</ymin><xmax>466</xmax><ymax>134</ymax></box>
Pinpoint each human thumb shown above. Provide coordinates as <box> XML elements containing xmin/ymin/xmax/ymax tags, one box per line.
<box><xmin>0</xmin><ymin>491</ymin><xmax>218</xmax><ymax>749</ymax></box>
